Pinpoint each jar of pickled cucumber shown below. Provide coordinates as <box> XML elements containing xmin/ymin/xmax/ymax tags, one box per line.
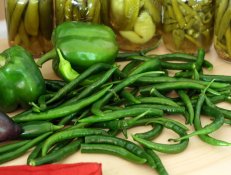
<box><xmin>102</xmin><ymin>0</ymin><xmax>162</xmax><ymax>51</ymax></box>
<box><xmin>4</xmin><ymin>0</ymin><xmax>54</xmax><ymax>57</ymax></box>
<box><xmin>54</xmin><ymin>0</ymin><xmax>101</xmax><ymax>25</ymax></box>
<box><xmin>162</xmin><ymin>0</ymin><xmax>214</xmax><ymax>54</ymax></box>
<box><xmin>214</xmin><ymin>0</ymin><xmax>231</xmax><ymax>61</ymax></box>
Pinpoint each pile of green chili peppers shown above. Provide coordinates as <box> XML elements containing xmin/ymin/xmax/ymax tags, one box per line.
<box><xmin>5</xmin><ymin>0</ymin><xmax>54</xmax><ymax>57</ymax></box>
<box><xmin>0</xmin><ymin>48</ymin><xmax>231</xmax><ymax>175</ymax></box>
<box><xmin>55</xmin><ymin>0</ymin><xmax>101</xmax><ymax>25</ymax></box>
<box><xmin>162</xmin><ymin>0</ymin><xmax>214</xmax><ymax>53</ymax></box>
<box><xmin>214</xmin><ymin>0</ymin><xmax>231</xmax><ymax>61</ymax></box>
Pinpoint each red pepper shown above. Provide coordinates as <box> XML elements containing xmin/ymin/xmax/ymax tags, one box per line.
<box><xmin>0</xmin><ymin>163</ymin><xmax>102</xmax><ymax>175</ymax></box>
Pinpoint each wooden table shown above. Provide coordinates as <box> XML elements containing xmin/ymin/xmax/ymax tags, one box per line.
<box><xmin>0</xmin><ymin>38</ymin><xmax>231</xmax><ymax>175</ymax></box>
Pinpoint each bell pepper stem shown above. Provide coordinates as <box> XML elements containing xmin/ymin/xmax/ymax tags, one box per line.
<box><xmin>36</xmin><ymin>48</ymin><xmax>56</xmax><ymax>67</ymax></box>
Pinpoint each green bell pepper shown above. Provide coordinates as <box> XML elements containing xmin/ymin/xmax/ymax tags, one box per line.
<box><xmin>37</xmin><ymin>21</ymin><xmax>119</xmax><ymax>81</ymax></box>
<box><xmin>0</xmin><ymin>46</ymin><xmax>46</xmax><ymax>112</ymax></box>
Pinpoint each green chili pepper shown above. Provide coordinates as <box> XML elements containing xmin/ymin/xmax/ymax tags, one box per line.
<box><xmin>0</xmin><ymin>132</ymin><xmax>52</xmax><ymax>165</ymax></box>
<box><xmin>144</xmin><ymin>148</ymin><xmax>169</xmax><ymax>175</ymax></box>
<box><xmin>42</xmin><ymin>128</ymin><xmax>108</xmax><ymax>156</ymax></box>
<box><xmin>53</xmin><ymin>48</ymin><xmax>79</xmax><ymax>82</ymax></box>
<box><xmin>20</xmin><ymin>121</ymin><xmax>64</xmax><ymax>139</ymax></box>
<box><xmin>79</xmin><ymin>107</ymin><xmax>163</xmax><ymax>124</ymax></box>
<box><xmin>0</xmin><ymin>46</ymin><xmax>45</xmax><ymax>112</ymax></box>
<box><xmin>132</xmin><ymin>118</ymin><xmax>189</xmax><ymax>154</ymax></box>
<box><xmin>29</xmin><ymin>139</ymin><xmax>82</xmax><ymax>166</ymax></box>
<box><xmin>37</xmin><ymin>21</ymin><xmax>118</xmax><ymax>79</ymax></box>
<box><xmin>84</xmin><ymin>135</ymin><xmax>156</xmax><ymax>167</ymax></box>
<box><xmin>81</xmin><ymin>143</ymin><xmax>147</xmax><ymax>164</ymax></box>
<box><xmin>13</xmin><ymin>85</ymin><xmax>112</xmax><ymax>122</ymax></box>
<box><xmin>0</xmin><ymin>140</ymin><xmax>30</xmax><ymax>154</ymax></box>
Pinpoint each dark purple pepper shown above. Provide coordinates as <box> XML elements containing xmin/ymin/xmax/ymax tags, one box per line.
<box><xmin>0</xmin><ymin>112</ymin><xmax>22</xmax><ymax>142</ymax></box>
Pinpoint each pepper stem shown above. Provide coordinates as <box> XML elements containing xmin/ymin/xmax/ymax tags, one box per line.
<box><xmin>36</xmin><ymin>48</ymin><xmax>56</xmax><ymax>67</ymax></box>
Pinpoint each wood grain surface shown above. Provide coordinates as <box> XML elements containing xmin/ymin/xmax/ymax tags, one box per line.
<box><xmin>0</xmin><ymin>36</ymin><xmax>231</xmax><ymax>175</ymax></box>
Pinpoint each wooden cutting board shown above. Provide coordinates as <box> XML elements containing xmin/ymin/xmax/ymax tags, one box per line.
<box><xmin>0</xmin><ymin>39</ymin><xmax>231</xmax><ymax>175</ymax></box>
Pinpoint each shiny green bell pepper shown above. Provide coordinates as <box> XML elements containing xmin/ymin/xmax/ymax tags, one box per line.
<box><xmin>37</xmin><ymin>21</ymin><xmax>119</xmax><ymax>81</ymax></box>
<box><xmin>0</xmin><ymin>46</ymin><xmax>46</xmax><ymax>112</ymax></box>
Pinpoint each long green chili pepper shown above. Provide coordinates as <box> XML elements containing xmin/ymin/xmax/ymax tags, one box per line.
<box><xmin>127</xmin><ymin>104</ymin><xmax>185</xmax><ymax>115</ymax></box>
<box><xmin>128</xmin><ymin>59</ymin><xmax>161</xmax><ymax>75</ymax></box>
<box><xmin>134</xmin><ymin>124</ymin><xmax>163</xmax><ymax>140</ymax></box>
<box><xmin>0</xmin><ymin>132</ymin><xmax>52</xmax><ymax>165</ymax></box>
<box><xmin>27</xmin><ymin>141</ymin><xmax>45</xmax><ymax>164</ymax></box>
<box><xmin>29</xmin><ymin>139</ymin><xmax>82</xmax><ymax>166</ymax></box>
<box><xmin>121</xmin><ymin>89</ymin><xmax>141</xmax><ymax>104</ymax></box>
<box><xmin>84</xmin><ymin>135</ymin><xmax>155</xmax><ymax>167</ymax></box>
<box><xmin>19</xmin><ymin>121</ymin><xmax>64</xmax><ymax>139</ymax></box>
<box><xmin>136</xmin><ymin>76</ymin><xmax>230</xmax><ymax>89</ymax></box>
<box><xmin>199</xmin><ymin>106</ymin><xmax>231</xmax><ymax>146</ymax></box>
<box><xmin>140</xmin><ymin>82</ymin><xmax>221</xmax><ymax>96</ymax></box>
<box><xmin>46</xmin><ymin>63</ymin><xmax>113</xmax><ymax>105</ymax></box>
<box><xmin>80</xmin><ymin>107</ymin><xmax>163</xmax><ymax>124</ymax></box>
<box><xmin>133</xmin><ymin>118</ymin><xmax>189</xmax><ymax>154</ymax></box>
<box><xmin>175</xmin><ymin>81</ymin><xmax>224</xmax><ymax>142</ymax></box>
<box><xmin>62</xmin><ymin>67</ymin><xmax>117</xmax><ymax>106</ymax></box>
<box><xmin>81</xmin><ymin>143</ymin><xmax>147</xmax><ymax>164</ymax></box>
<box><xmin>91</xmin><ymin>71</ymin><xmax>165</xmax><ymax>116</ymax></box>
<box><xmin>136</xmin><ymin>97</ymin><xmax>181</xmax><ymax>107</ymax></box>
<box><xmin>145</xmin><ymin>148</ymin><xmax>169</xmax><ymax>175</ymax></box>
<box><xmin>13</xmin><ymin>85</ymin><xmax>112</xmax><ymax>122</ymax></box>
<box><xmin>178</xmin><ymin>90</ymin><xmax>194</xmax><ymax>125</ymax></box>
<box><xmin>121</xmin><ymin>60</ymin><xmax>142</xmax><ymax>75</ymax></box>
<box><xmin>0</xmin><ymin>140</ymin><xmax>30</xmax><ymax>154</ymax></box>
<box><xmin>42</xmin><ymin>128</ymin><xmax>108</xmax><ymax>156</ymax></box>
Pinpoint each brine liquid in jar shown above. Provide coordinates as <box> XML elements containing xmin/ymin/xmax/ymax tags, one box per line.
<box><xmin>105</xmin><ymin>0</ymin><xmax>162</xmax><ymax>51</ymax></box>
<box><xmin>4</xmin><ymin>0</ymin><xmax>54</xmax><ymax>57</ymax></box>
<box><xmin>162</xmin><ymin>0</ymin><xmax>214</xmax><ymax>54</ymax></box>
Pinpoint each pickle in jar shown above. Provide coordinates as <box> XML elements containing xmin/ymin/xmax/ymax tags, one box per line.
<box><xmin>162</xmin><ymin>0</ymin><xmax>214</xmax><ymax>53</ymax></box>
<box><xmin>55</xmin><ymin>0</ymin><xmax>101</xmax><ymax>25</ymax></box>
<box><xmin>214</xmin><ymin>0</ymin><xmax>231</xmax><ymax>61</ymax></box>
<box><xmin>109</xmin><ymin>0</ymin><xmax>162</xmax><ymax>51</ymax></box>
<box><xmin>5</xmin><ymin>0</ymin><xmax>54</xmax><ymax>57</ymax></box>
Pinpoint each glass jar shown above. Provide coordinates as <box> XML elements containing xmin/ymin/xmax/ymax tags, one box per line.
<box><xmin>104</xmin><ymin>0</ymin><xmax>162</xmax><ymax>51</ymax></box>
<box><xmin>214</xmin><ymin>0</ymin><xmax>231</xmax><ymax>61</ymax></box>
<box><xmin>162</xmin><ymin>0</ymin><xmax>214</xmax><ymax>54</ymax></box>
<box><xmin>4</xmin><ymin>0</ymin><xmax>54</xmax><ymax>57</ymax></box>
<box><xmin>54</xmin><ymin>0</ymin><xmax>101</xmax><ymax>25</ymax></box>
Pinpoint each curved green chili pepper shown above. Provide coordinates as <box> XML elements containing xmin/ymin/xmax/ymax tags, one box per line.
<box><xmin>132</xmin><ymin>118</ymin><xmax>189</xmax><ymax>154</ymax></box>
<box><xmin>55</xmin><ymin>48</ymin><xmax>79</xmax><ymax>82</ymax></box>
